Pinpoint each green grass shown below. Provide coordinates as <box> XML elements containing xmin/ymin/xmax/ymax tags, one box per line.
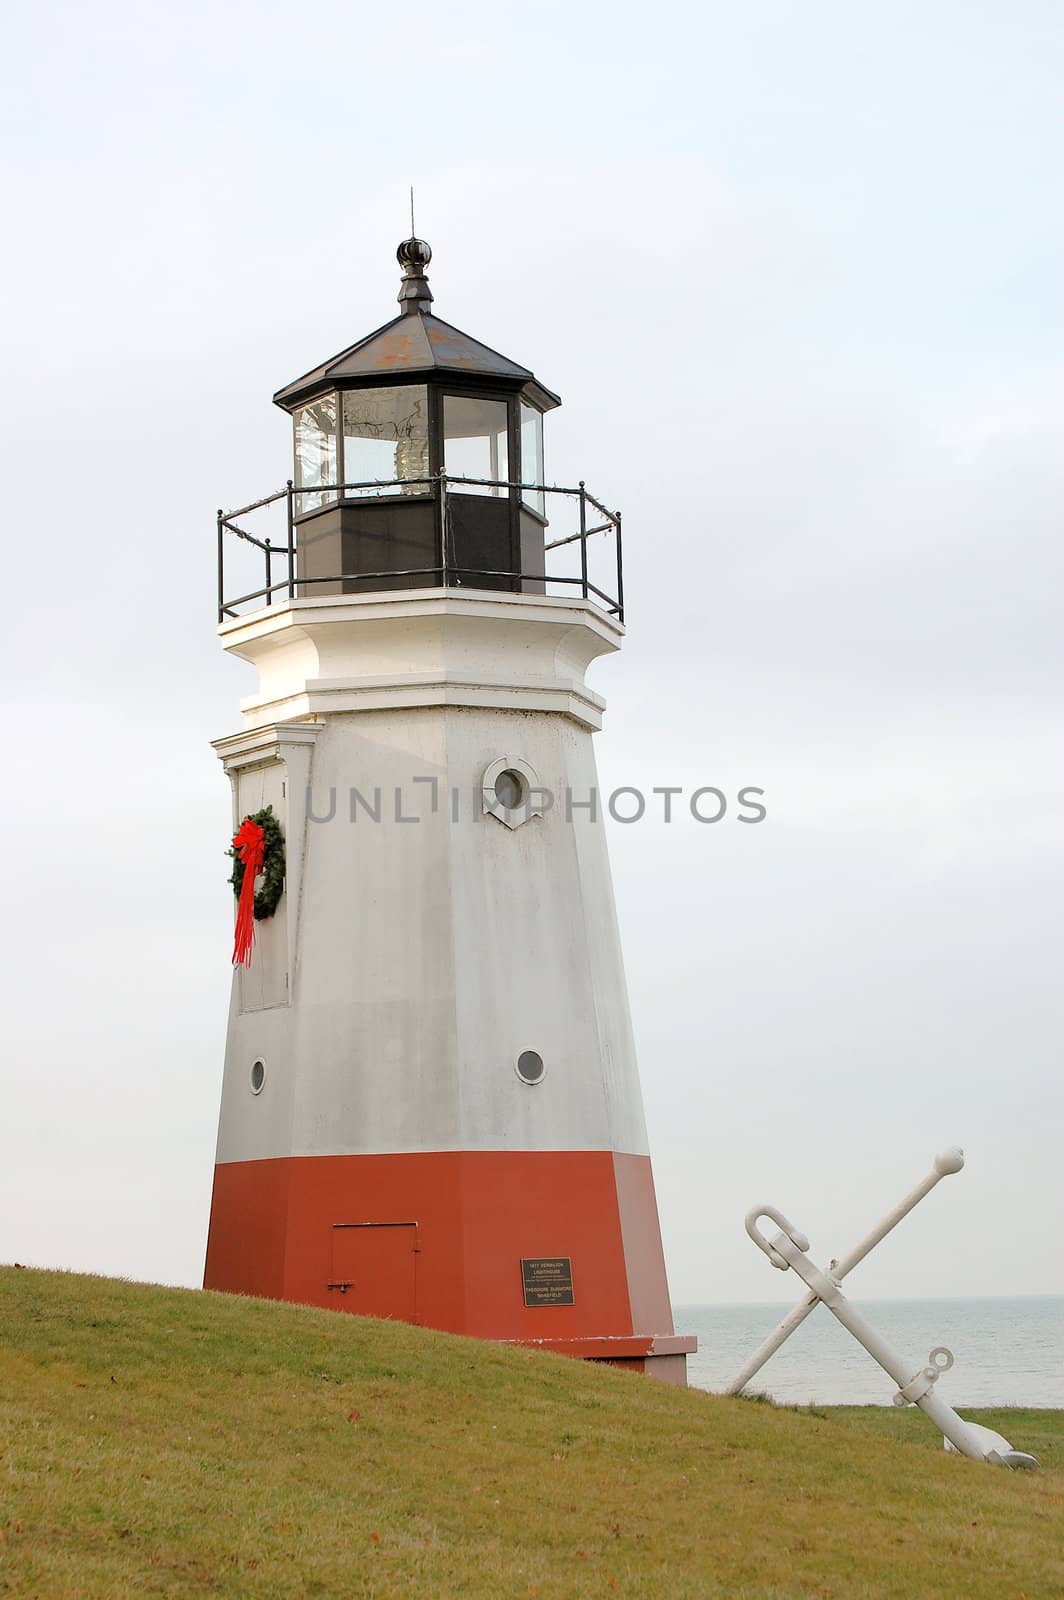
<box><xmin>797</xmin><ymin>1403</ymin><xmax>1062</xmax><ymax>1469</ymax></box>
<box><xmin>0</xmin><ymin>1268</ymin><xmax>1060</xmax><ymax>1599</ymax></box>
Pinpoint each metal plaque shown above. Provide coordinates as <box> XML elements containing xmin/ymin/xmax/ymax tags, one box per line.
<box><xmin>520</xmin><ymin>1257</ymin><xmax>575</xmax><ymax>1307</ymax></box>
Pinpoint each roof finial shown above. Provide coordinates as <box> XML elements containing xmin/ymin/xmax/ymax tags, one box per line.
<box><xmin>397</xmin><ymin>203</ymin><xmax>433</xmax><ymax>317</ymax></box>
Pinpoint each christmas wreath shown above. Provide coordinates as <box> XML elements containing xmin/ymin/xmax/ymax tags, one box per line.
<box><xmin>227</xmin><ymin>805</ymin><xmax>285</xmax><ymax>966</ymax></box>
<box><xmin>228</xmin><ymin>806</ymin><xmax>286</xmax><ymax>917</ymax></box>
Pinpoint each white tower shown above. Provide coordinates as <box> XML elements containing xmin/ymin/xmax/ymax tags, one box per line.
<box><xmin>205</xmin><ymin>239</ymin><xmax>694</xmax><ymax>1382</ymax></box>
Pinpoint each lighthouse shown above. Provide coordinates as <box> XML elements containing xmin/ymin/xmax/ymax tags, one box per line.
<box><xmin>204</xmin><ymin>238</ymin><xmax>695</xmax><ymax>1382</ymax></box>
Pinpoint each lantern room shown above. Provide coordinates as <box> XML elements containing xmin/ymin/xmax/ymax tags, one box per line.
<box><xmin>272</xmin><ymin>237</ymin><xmax>559</xmax><ymax>596</ymax></box>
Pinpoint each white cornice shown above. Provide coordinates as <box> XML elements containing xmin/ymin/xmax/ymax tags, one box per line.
<box><xmin>217</xmin><ymin>586</ymin><xmax>621</xmax><ymax>732</ymax></box>
<box><xmin>217</xmin><ymin>585</ymin><xmax>625</xmax><ymax>649</ymax></box>
<box><xmin>211</xmin><ymin>721</ymin><xmax>322</xmax><ymax>772</ymax></box>
<box><xmin>235</xmin><ymin>680</ymin><xmax>606</xmax><ymax>731</ymax></box>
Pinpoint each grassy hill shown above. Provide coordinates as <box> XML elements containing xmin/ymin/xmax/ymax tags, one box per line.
<box><xmin>0</xmin><ymin>1268</ymin><xmax>1059</xmax><ymax>1598</ymax></box>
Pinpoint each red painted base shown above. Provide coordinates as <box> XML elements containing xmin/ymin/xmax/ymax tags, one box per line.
<box><xmin>204</xmin><ymin>1149</ymin><xmax>694</xmax><ymax>1375</ymax></box>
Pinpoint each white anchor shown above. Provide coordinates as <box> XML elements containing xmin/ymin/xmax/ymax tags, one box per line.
<box><xmin>732</xmin><ymin>1149</ymin><xmax>1038</xmax><ymax>1468</ymax></box>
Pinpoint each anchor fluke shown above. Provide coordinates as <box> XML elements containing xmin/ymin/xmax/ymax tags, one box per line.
<box><xmin>943</xmin><ymin>1422</ymin><xmax>1039</xmax><ymax>1469</ymax></box>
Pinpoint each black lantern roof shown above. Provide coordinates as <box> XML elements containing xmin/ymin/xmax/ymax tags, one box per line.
<box><xmin>273</xmin><ymin>238</ymin><xmax>561</xmax><ymax>416</ymax></box>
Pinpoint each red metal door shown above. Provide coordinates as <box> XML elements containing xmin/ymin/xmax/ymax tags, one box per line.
<box><xmin>330</xmin><ymin>1222</ymin><xmax>417</xmax><ymax>1322</ymax></box>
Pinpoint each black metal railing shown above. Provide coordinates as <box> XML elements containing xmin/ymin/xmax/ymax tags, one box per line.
<box><xmin>216</xmin><ymin>475</ymin><xmax>624</xmax><ymax>624</ymax></box>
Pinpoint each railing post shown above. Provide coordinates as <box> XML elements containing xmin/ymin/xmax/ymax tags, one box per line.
<box><xmin>438</xmin><ymin>470</ymin><xmax>449</xmax><ymax>587</ymax></box>
<box><xmin>264</xmin><ymin>537</ymin><xmax>272</xmax><ymax>606</ymax></box>
<box><xmin>615</xmin><ymin>510</ymin><xmax>624</xmax><ymax>622</ymax></box>
<box><xmin>578</xmin><ymin>481</ymin><xmax>588</xmax><ymax>603</ymax></box>
<box><xmin>217</xmin><ymin>509</ymin><xmax>224</xmax><ymax>622</ymax></box>
<box><xmin>286</xmin><ymin>479</ymin><xmax>295</xmax><ymax>601</ymax></box>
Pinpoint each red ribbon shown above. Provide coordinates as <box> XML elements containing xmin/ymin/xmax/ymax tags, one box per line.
<box><xmin>231</xmin><ymin>816</ymin><xmax>266</xmax><ymax>968</ymax></box>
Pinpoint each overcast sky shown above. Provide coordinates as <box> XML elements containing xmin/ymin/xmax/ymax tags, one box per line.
<box><xmin>1</xmin><ymin>1</ymin><xmax>1061</xmax><ymax>1309</ymax></box>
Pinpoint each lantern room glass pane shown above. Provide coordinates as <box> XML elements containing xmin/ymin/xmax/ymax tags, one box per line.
<box><xmin>443</xmin><ymin>396</ymin><xmax>509</xmax><ymax>496</ymax></box>
<box><xmin>342</xmin><ymin>386</ymin><xmax>430</xmax><ymax>497</ymax></box>
<box><xmin>520</xmin><ymin>402</ymin><xmax>545</xmax><ymax>517</ymax></box>
<box><xmin>294</xmin><ymin>396</ymin><xmax>338</xmax><ymax>514</ymax></box>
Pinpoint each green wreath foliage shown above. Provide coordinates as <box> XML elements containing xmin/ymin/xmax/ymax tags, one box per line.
<box><xmin>227</xmin><ymin>805</ymin><xmax>286</xmax><ymax>920</ymax></box>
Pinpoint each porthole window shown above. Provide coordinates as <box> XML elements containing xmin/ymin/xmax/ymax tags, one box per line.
<box><xmin>494</xmin><ymin>768</ymin><xmax>527</xmax><ymax>811</ymax></box>
<box><xmin>482</xmin><ymin>756</ymin><xmax>542</xmax><ymax>831</ymax></box>
<box><xmin>516</xmin><ymin>1050</ymin><xmax>545</xmax><ymax>1086</ymax></box>
<box><xmin>250</xmin><ymin>1059</ymin><xmax>266</xmax><ymax>1095</ymax></box>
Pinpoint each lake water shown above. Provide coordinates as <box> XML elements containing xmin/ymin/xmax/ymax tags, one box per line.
<box><xmin>674</xmin><ymin>1295</ymin><xmax>1063</xmax><ymax>1407</ymax></box>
